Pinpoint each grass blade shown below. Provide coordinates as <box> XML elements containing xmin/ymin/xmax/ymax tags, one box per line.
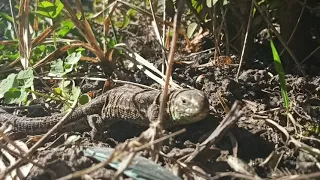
<box><xmin>269</xmin><ymin>35</ymin><xmax>290</xmax><ymax>111</ymax></box>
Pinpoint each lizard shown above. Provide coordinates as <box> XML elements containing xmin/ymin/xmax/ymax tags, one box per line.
<box><xmin>0</xmin><ymin>85</ymin><xmax>210</xmax><ymax>138</ymax></box>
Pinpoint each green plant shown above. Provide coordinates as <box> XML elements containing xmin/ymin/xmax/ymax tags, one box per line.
<box><xmin>0</xmin><ymin>51</ymin><xmax>89</xmax><ymax>107</ymax></box>
<box><xmin>51</xmin><ymin>79</ymin><xmax>90</xmax><ymax>111</ymax></box>
<box><xmin>49</xmin><ymin>51</ymin><xmax>82</xmax><ymax>77</ymax></box>
<box><xmin>0</xmin><ymin>68</ymin><xmax>34</xmax><ymax>104</ymax></box>
<box><xmin>47</xmin><ymin>51</ymin><xmax>90</xmax><ymax>109</ymax></box>
<box><xmin>269</xmin><ymin>34</ymin><xmax>290</xmax><ymax>111</ymax></box>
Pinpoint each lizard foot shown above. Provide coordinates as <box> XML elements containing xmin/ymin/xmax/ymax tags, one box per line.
<box><xmin>87</xmin><ymin>114</ymin><xmax>103</xmax><ymax>140</ymax></box>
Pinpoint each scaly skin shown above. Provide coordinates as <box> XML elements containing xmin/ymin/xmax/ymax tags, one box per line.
<box><xmin>0</xmin><ymin>85</ymin><xmax>210</xmax><ymax>135</ymax></box>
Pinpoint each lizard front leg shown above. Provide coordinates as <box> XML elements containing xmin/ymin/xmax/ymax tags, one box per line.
<box><xmin>87</xmin><ymin>114</ymin><xmax>103</xmax><ymax>139</ymax></box>
<box><xmin>87</xmin><ymin>114</ymin><xmax>119</xmax><ymax>140</ymax></box>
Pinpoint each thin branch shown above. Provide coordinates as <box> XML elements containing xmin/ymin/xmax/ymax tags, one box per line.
<box><xmin>236</xmin><ymin>0</ymin><xmax>254</xmax><ymax>80</ymax></box>
<box><xmin>157</xmin><ymin>0</ymin><xmax>184</xmax><ymax>125</ymax></box>
<box><xmin>279</xmin><ymin>0</ymin><xmax>306</xmax><ymax>56</ymax></box>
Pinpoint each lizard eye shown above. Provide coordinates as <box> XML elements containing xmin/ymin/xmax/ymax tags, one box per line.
<box><xmin>181</xmin><ymin>99</ymin><xmax>187</xmax><ymax>104</ymax></box>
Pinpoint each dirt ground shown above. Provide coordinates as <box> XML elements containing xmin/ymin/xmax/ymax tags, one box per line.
<box><xmin>19</xmin><ymin>21</ymin><xmax>320</xmax><ymax>179</ymax></box>
<box><xmin>2</xmin><ymin>9</ymin><xmax>320</xmax><ymax>180</ymax></box>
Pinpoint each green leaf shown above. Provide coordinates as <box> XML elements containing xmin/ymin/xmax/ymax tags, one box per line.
<box><xmin>64</xmin><ymin>52</ymin><xmax>81</xmax><ymax>74</ymax></box>
<box><xmin>54</xmin><ymin>87</ymin><xmax>63</xmax><ymax>95</ymax></box>
<box><xmin>8</xmin><ymin>52</ymin><xmax>20</xmax><ymax>59</ymax></box>
<box><xmin>31</xmin><ymin>45</ymin><xmax>47</xmax><ymax>63</ymax></box>
<box><xmin>38</xmin><ymin>1</ymin><xmax>55</xmax><ymax>18</ymax></box>
<box><xmin>206</xmin><ymin>0</ymin><xmax>219</xmax><ymax>8</ymax></box>
<box><xmin>4</xmin><ymin>88</ymin><xmax>28</xmax><ymax>104</ymax></box>
<box><xmin>61</xmin><ymin>80</ymin><xmax>71</xmax><ymax>88</ymax></box>
<box><xmin>49</xmin><ymin>59</ymin><xmax>64</xmax><ymax>77</ymax></box>
<box><xmin>191</xmin><ymin>0</ymin><xmax>203</xmax><ymax>13</ymax></box>
<box><xmin>187</xmin><ymin>22</ymin><xmax>198</xmax><ymax>38</ymax></box>
<box><xmin>0</xmin><ymin>12</ymin><xmax>13</xmax><ymax>22</ymax></box>
<box><xmin>54</xmin><ymin>0</ymin><xmax>64</xmax><ymax>17</ymax></box>
<box><xmin>57</xmin><ymin>20</ymin><xmax>74</xmax><ymax>37</ymax></box>
<box><xmin>16</xmin><ymin>68</ymin><xmax>34</xmax><ymax>88</ymax></box>
<box><xmin>70</xmin><ymin>83</ymin><xmax>81</xmax><ymax>101</ymax></box>
<box><xmin>269</xmin><ymin>34</ymin><xmax>290</xmax><ymax>111</ymax></box>
<box><xmin>75</xmin><ymin>47</ymin><xmax>85</xmax><ymax>52</ymax></box>
<box><xmin>49</xmin><ymin>52</ymin><xmax>81</xmax><ymax>77</ymax></box>
<box><xmin>122</xmin><ymin>9</ymin><xmax>136</xmax><ymax>28</ymax></box>
<box><xmin>38</xmin><ymin>0</ymin><xmax>64</xmax><ymax>18</ymax></box>
<box><xmin>79</xmin><ymin>94</ymin><xmax>91</xmax><ymax>105</ymax></box>
<box><xmin>0</xmin><ymin>73</ymin><xmax>17</xmax><ymax>98</ymax></box>
<box><xmin>0</xmin><ymin>69</ymin><xmax>33</xmax><ymax>104</ymax></box>
<box><xmin>107</xmin><ymin>38</ymin><xmax>117</xmax><ymax>49</ymax></box>
<box><xmin>65</xmin><ymin>52</ymin><xmax>81</xmax><ymax>64</ymax></box>
<box><xmin>123</xmin><ymin>15</ymin><xmax>130</xmax><ymax>28</ymax></box>
<box><xmin>127</xmin><ymin>9</ymin><xmax>136</xmax><ymax>17</ymax></box>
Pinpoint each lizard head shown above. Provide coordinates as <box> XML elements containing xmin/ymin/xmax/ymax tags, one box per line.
<box><xmin>168</xmin><ymin>89</ymin><xmax>210</xmax><ymax>125</ymax></box>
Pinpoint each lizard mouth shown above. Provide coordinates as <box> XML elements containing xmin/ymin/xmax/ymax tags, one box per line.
<box><xmin>177</xmin><ymin>101</ymin><xmax>210</xmax><ymax>124</ymax></box>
